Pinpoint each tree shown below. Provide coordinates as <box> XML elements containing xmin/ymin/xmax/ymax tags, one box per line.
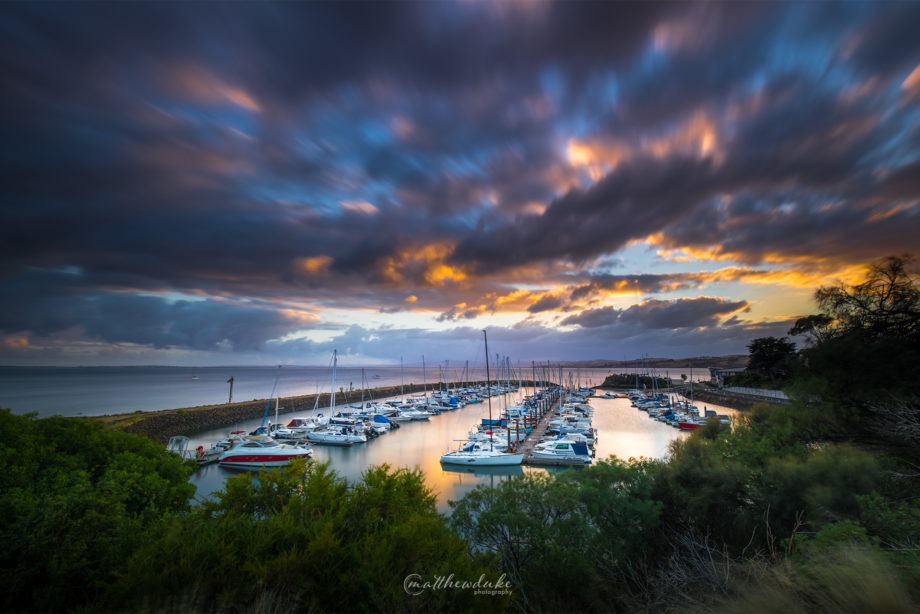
<box><xmin>745</xmin><ymin>336</ymin><xmax>797</xmax><ymax>387</ymax></box>
<box><xmin>789</xmin><ymin>255</ymin><xmax>920</xmax><ymax>446</ymax></box>
<box><xmin>106</xmin><ymin>461</ymin><xmax>503</xmax><ymax>613</ymax></box>
<box><xmin>788</xmin><ymin>313</ymin><xmax>834</xmax><ymax>347</ymax></box>
<box><xmin>0</xmin><ymin>410</ymin><xmax>195</xmax><ymax>613</ymax></box>
<box><xmin>449</xmin><ymin>459</ymin><xmax>663</xmax><ymax>612</ymax></box>
<box><xmin>812</xmin><ymin>254</ymin><xmax>919</xmax><ymax>341</ymax></box>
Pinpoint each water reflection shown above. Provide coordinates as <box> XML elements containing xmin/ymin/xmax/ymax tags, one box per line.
<box><xmin>188</xmin><ymin>391</ymin><xmax>742</xmax><ymax>513</ymax></box>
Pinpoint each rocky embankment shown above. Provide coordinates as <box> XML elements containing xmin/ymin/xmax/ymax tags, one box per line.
<box><xmin>98</xmin><ymin>384</ymin><xmax>430</xmax><ymax>443</ymax></box>
<box><xmin>671</xmin><ymin>384</ymin><xmax>789</xmax><ymax>410</ymax></box>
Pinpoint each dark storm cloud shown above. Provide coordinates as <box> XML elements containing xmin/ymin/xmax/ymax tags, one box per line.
<box><xmin>451</xmin><ymin>154</ymin><xmax>718</xmax><ymax>272</ymax></box>
<box><xmin>843</xmin><ymin>2</ymin><xmax>920</xmax><ymax>77</ymax></box>
<box><xmin>452</xmin><ymin>61</ymin><xmax>919</xmax><ymax>274</ymax></box>
<box><xmin>568</xmin><ymin>272</ymin><xmax>744</xmax><ymax>303</ymax></box>
<box><xmin>527</xmin><ymin>295</ymin><xmax>566</xmax><ymax>314</ymax></box>
<box><xmin>0</xmin><ymin>269</ymin><xmax>301</xmax><ymax>351</ymax></box>
<box><xmin>613</xmin><ymin>1</ymin><xmax>781</xmax><ymax>128</ymax></box>
<box><xmin>617</xmin><ymin>298</ymin><xmax>749</xmax><ymax>330</ymax></box>
<box><xmin>560</xmin><ymin>297</ymin><xmax>748</xmax><ymax>331</ymax></box>
<box><xmin>1</xmin><ymin>1</ymin><xmax>918</xmax><ymax>364</ymax></box>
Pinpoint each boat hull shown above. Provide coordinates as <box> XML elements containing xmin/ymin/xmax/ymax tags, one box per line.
<box><xmin>218</xmin><ymin>452</ymin><xmax>311</xmax><ymax>468</ymax></box>
<box><xmin>439</xmin><ymin>452</ymin><xmax>524</xmax><ymax>466</ymax></box>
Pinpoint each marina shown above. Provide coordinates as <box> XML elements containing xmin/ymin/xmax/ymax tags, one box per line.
<box><xmin>181</xmin><ymin>381</ymin><xmax>740</xmax><ymax>512</ymax></box>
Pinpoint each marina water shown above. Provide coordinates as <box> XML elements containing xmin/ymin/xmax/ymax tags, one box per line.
<box><xmin>1</xmin><ymin>365</ymin><xmax>733</xmax><ymax>513</ymax></box>
<box><xmin>186</xmin><ymin>389</ymin><xmax>739</xmax><ymax>513</ymax></box>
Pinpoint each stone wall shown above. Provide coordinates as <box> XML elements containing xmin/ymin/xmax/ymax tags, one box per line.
<box><xmin>121</xmin><ymin>384</ymin><xmax>428</xmax><ymax>443</ymax></box>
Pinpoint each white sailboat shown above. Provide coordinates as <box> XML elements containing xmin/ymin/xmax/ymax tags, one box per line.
<box><xmin>307</xmin><ymin>350</ymin><xmax>366</xmax><ymax>446</ymax></box>
<box><xmin>440</xmin><ymin>330</ymin><xmax>524</xmax><ymax>467</ymax></box>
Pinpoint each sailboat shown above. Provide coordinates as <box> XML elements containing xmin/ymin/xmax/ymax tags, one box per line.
<box><xmin>307</xmin><ymin>350</ymin><xmax>365</xmax><ymax>446</ymax></box>
<box><xmin>440</xmin><ymin>330</ymin><xmax>525</xmax><ymax>467</ymax></box>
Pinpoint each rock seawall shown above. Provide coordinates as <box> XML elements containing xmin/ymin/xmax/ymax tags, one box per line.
<box><xmin>671</xmin><ymin>384</ymin><xmax>789</xmax><ymax>410</ymax></box>
<box><xmin>106</xmin><ymin>384</ymin><xmax>430</xmax><ymax>443</ymax></box>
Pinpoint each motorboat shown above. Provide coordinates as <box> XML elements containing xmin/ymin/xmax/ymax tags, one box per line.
<box><xmin>395</xmin><ymin>407</ymin><xmax>431</xmax><ymax>421</ymax></box>
<box><xmin>218</xmin><ymin>436</ymin><xmax>312</xmax><ymax>468</ymax></box>
<box><xmin>531</xmin><ymin>438</ymin><xmax>592</xmax><ymax>464</ymax></box>
<box><xmin>166</xmin><ymin>435</ymin><xmax>224</xmax><ymax>465</ymax></box>
<box><xmin>677</xmin><ymin>418</ymin><xmax>706</xmax><ymax>430</ymax></box>
<box><xmin>439</xmin><ymin>440</ymin><xmax>524</xmax><ymax>466</ymax></box>
<box><xmin>307</xmin><ymin>426</ymin><xmax>365</xmax><ymax>445</ymax></box>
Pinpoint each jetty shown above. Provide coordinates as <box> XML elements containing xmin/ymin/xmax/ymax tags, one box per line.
<box><xmin>519</xmin><ymin>394</ymin><xmax>591</xmax><ymax>467</ymax></box>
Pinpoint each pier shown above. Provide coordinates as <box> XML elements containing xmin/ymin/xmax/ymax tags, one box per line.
<box><xmin>519</xmin><ymin>393</ymin><xmax>591</xmax><ymax>467</ymax></box>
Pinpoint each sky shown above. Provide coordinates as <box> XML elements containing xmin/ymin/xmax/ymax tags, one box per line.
<box><xmin>1</xmin><ymin>1</ymin><xmax>918</xmax><ymax>367</ymax></box>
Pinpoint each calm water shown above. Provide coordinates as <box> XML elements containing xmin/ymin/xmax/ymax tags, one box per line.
<box><xmin>186</xmin><ymin>391</ymin><xmax>739</xmax><ymax>513</ymax></box>
<box><xmin>0</xmin><ymin>364</ymin><xmax>704</xmax><ymax>417</ymax></box>
<box><xmin>0</xmin><ymin>365</ymin><xmax>730</xmax><ymax>513</ymax></box>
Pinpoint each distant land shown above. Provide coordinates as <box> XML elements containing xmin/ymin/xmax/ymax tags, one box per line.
<box><xmin>0</xmin><ymin>356</ymin><xmax>751</xmax><ymax>371</ymax></box>
<box><xmin>556</xmin><ymin>355</ymin><xmax>748</xmax><ymax>370</ymax></box>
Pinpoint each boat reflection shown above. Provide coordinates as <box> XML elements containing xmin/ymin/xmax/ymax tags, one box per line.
<box><xmin>439</xmin><ymin>463</ymin><xmax>524</xmax><ymax>478</ymax></box>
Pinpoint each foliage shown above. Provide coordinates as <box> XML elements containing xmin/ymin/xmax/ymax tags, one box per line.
<box><xmin>789</xmin><ymin>255</ymin><xmax>920</xmax><ymax>449</ymax></box>
<box><xmin>449</xmin><ymin>458</ymin><xmax>663</xmax><ymax>612</ymax></box>
<box><xmin>693</xmin><ymin>543</ymin><xmax>917</xmax><ymax>614</ymax></box>
<box><xmin>812</xmin><ymin>254</ymin><xmax>920</xmax><ymax>342</ymax></box>
<box><xmin>739</xmin><ymin>336</ymin><xmax>797</xmax><ymax>388</ymax></box>
<box><xmin>600</xmin><ymin>372</ymin><xmax>671</xmax><ymax>390</ymax></box>
<box><xmin>0</xmin><ymin>409</ymin><xmax>195</xmax><ymax>613</ymax></box>
<box><xmin>106</xmin><ymin>461</ymin><xmax>506</xmax><ymax>613</ymax></box>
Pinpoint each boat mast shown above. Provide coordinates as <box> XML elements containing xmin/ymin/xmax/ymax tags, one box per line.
<box><xmin>330</xmin><ymin>349</ymin><xmax>337</xmax><ymax>414</ymax></box>
<box><xmin>259</xmin><ymin>365</ymin><xmax>282</xmax><ymax>429</ymax></box>
<box><xmin>484</xmin><ymin>329</ymin><xmax>493</xmax><ymax>451</ymax></box>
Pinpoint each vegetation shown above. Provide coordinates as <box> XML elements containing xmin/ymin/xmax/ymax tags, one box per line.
<box><xmin>725</xmin><ymin>335</ymin><xmax>797</xmax><ymax>388</ymax></box>
<box><xmin>0</xmin><ymin>411</ymin><xmax>196</xmax><ymax>612</ymax></box>
<box><xmin>599</xmin><ymin>372</ymin><xmax>671</xmax><ymax>390</ymax></box>
<box><xmin>2</xmin><ymin>254</ymin><xmax>918</xmax><ymax>612</ymax></box>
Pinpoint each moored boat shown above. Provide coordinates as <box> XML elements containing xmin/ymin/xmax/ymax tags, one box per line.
<box><xmin>440</xmin><ymin>440</ymin><xmax>524</xmax><ymax>466</ymax></box>
<box><xmin>531</xmin><ymin>438</ymin><xmax>592</xmax><ymax>463</ymax></box>
<box><xmin>218</xmin><ymin>435</ymin><xmax>312</xmax><ymax>468</ymax></box>
<box><xmin>166</xmin><ymin>435</ymin><xmax>225</xmax><ymax>465</ymax></box>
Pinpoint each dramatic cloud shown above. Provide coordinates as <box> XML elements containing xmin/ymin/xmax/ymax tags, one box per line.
<box><xmin>0</xmin><ymin>1</ymin><xmax>917</xmax><ymax>366</ymax></box>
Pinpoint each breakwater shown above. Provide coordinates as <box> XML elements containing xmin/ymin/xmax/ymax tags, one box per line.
<box><xmin>98</xmin><ymin>384</ymin><xmax>433</xmax><ymax>443</ymax></box>
<box><xmin>671</xmin><ymin>384</ymin><xmax>789</xmax><ymax>410</ymax></box>
<box><xmin>96</xmin><ymin>381</ymin><xmax>551</xmax><ymax>443</ymax></box>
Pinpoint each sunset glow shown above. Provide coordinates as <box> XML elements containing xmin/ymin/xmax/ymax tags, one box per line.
<box><xmin>1</xmin><ymin>1</ymin><xmax>917</xmax><ymax>366</ymax></box>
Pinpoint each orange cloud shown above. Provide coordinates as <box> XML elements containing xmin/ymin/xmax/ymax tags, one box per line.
<box><xmin>381</xmin><ymin>242</ymin><xmax>468</xmax><ymax>286</ymax></box>
<box><xmin>278</xmin><ymin>309</ymin><xmax>320</xmax><ymax>324</ymax></box>
<box><xmin>166</xmin><ymin>63</ymin><xmax>261</xmax><ymax>112</ymax></box>
<box><xmin>566</xmin><ymin>137</ymin><xmax>628</xmax><ymax>180</ymax></box>
<box><xmin>644</xmin><ymin>111</ymin><xmax>723</xmax><ymax>163</ymax></box>
<box><xmin>902</xmin><ymin>63</ymin><xmax>920</xmax><ymax>101</ymax></box>
<box><xmin>565</xmin><ymin>111</ymin><xmax>723</xmax><ymax>185</ymax></box>
<box><xmin>3</xmin><ymin>335</ymin><xmax>29</xmax><ymax>349</ymax></box>
<box><xmin>296</xmin><ymin>255</ymin><xmax>334</xmax><ymax>275</ymax></box>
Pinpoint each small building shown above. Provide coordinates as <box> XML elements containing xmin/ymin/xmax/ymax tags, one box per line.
<box><xmin>708</xmin><ymin>366</ymin><xmax>746</xmax><ymax>388</ymax></box>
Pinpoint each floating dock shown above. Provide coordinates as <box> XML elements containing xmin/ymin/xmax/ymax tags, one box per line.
<box><xmin>518</xmin><ymin>394</ymin><xmax>592</xmax><ymax>467</ymax></box>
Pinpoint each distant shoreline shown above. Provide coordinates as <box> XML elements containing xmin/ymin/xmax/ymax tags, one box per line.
<box><xmin>1</xmin><ymin>355</ymin><xmax>748</xmax><ymax>370</ymax></box>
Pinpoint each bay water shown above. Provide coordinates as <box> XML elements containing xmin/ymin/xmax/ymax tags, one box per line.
<box><xmin>1</xmin><ymin>365</ymin><xmax>732</xmax><ymax>513</ymax></box>
<box><xmin>186</xmin><ymin>390</ymin><xmax>738</xmax><ymax>513</ymax></box>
